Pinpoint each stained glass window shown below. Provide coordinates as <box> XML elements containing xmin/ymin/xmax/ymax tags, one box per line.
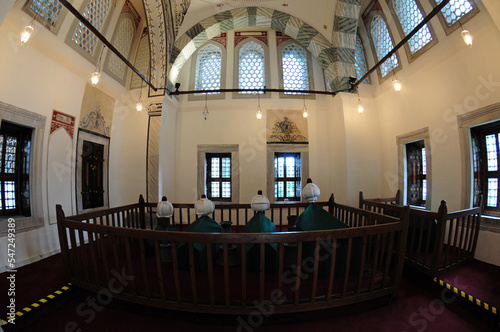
<box><xmin>275</xmin><ymin>153</ymin><xmax>301</xmax><ymax>201</ymax></box>
<box><xmin>195</xmin><ymin>44</ymin><xmax>222</xmax><ymax>93</ymax></box>
<box><xmin>71</xmin><ymin>0</ymin><xmax>112</xmax><ymax>56</ymax></box>
<box><xmin>355</xmin><ymin>36</ymin><xmax>370</xmax><ymax>84</ymax></box>
<box><xmin>371</xmin><ymin>15</ymin><xmax>399</xmax><ymax>77</ymax></box>
<box><xmin>106</xmin><ymin>16</ymin><xmax>135</xmax><ymax>81</ymax></box>
<box><xmin>0</xmin><ymin>122</ymin><xmax>32</xmax><ymax>216</ymax></box>
<box><xmin>393</xmin><ymin>0</ymin><xmax>433</xmax><ymax>54</ymax></box>
<box><xmin>435</xmin><ymin>0</ymin><xmax>475</xmax><ymax>26</ymax></box>
<box><xmin>25</xmin><ymin>0</ymin><xmax>63</xmax><ymax>28</ymax></box>
<box><xmin>470</xmin><ymin>121</ymin><xmax>500</xmax><ymax>212</ymax></box>
<box><xmin>238</xmin><ymin>40</ymin><xmax>265</xmax><ymax>93</ymax></box>
<box><xmin>281</xmin><ymin>43</ymin><xmax>309</xmax><ymax>94</ymax></box>
<box><xmin>206</xmin><ymin>153</ymin><xmax>231</xmax><ymax>201</ymax></box>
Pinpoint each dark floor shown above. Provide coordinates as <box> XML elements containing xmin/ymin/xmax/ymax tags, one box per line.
<box><xmin>0</xmin><ymin>254</ymin><xmax>499</xmax><ymax>332</ymax></box>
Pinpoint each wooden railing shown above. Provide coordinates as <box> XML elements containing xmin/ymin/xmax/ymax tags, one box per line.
<box><xmin>56</xmin><ymin>195</ymin><xmax>408</xmax><ymax>315</ymax></box>
<box><xmin>359</xmin><ymin>191</ymin><xmax>482</xmax><ymax>277</ymax></box>
<box><xmin>144</xmin><ymin>199</ymin><xmax>328</xmax><ymax>232</ymax></box>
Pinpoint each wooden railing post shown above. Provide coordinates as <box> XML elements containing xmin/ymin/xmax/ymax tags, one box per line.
<box><xmin>56</xmin><ymin>204</ymin><xmax>72</xmax><ymax>281</ymax></box>
<box><xmin>430</xmin><ymin>200</ymin><xmax>447</xmax><ymax>276</ymax></box>
<box><xmin>328</xmin><ymin>193</ymin><xmax>334</xmax><ymax>214</ymax></box>
<box><xmin>391</xmin><ymin>206</ymin><xmax>409</xmax><ymax>300</ymax></box>
<box><xmin>139</xmin><ymin>194</ymin><xmax>146</xmax><ymax>229</ymax></box>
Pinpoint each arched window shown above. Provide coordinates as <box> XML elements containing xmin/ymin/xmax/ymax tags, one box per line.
<box><xmin>194</xmin><ymin>43</ymin><xmax>223</xmax><ymax>93</ymax></box>
<box><xmin>435</xmin><ymin>0</ymin><xmax>476</xmax><ymax>26</ymax></box>
<box><xmin>355</xmin><ymin>36</ymin><xmax>370</xmax><ymax>84</ymax></box>
<box><xmin>105</xmin><ymin>15</ymin><xmax>136</xmax><ymax>84</ymax></box>
<box><xmin>392</xmin><ymin>0</ymin><xmax>435</xmax><ymax>55</ymax></box>
<box><xmin>370</xmin><ymin>15</ymin><xmax>399</xmax><ymax>78</ymax></box>
<box><xmin>237</xmin><ymin>40</ymin><xmax>266</xmax><ymax>94</ymax></box>
<box><xmin>130</xmin><ymin>32</ymin><xmax>151</xmax><ymax>89</ymax></box>
<box><xmin>280</xmin><ymin>42</ymin><xmax>310</xmax><ymax>94</ymax></box>
<box><xmin>70</xmin><ymin>0</ymin><xmax>112</xmax><ymax>57</ymax></box>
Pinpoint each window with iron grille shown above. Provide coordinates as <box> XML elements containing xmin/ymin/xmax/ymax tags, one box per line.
<box><xmin>281</xmin><ymin>42</ymin><xmax>309</xmax><ymax>94</ymax></box>
<box><xmin>23</xmin><ymin>0</ymin><xmax>64</xmax><ymax>32</ymax></box>
<box><xmin>392</xmin><ymin>0</ymin><xmax>434</xmax><ymax>55</ymax></box>
<box><xmin>206</xmin><ymin>153</ymin><xmax>231</xmax><ymax>202</ymax></box>
<box><xmin>274</xmin><ymin>153</ymin><xmax>301</xmax><ymax>201</ymax></box>
<box><xmin>370</xmin><ymin>15</ymin><xmax>399</xmax><ymax>78</ymax></box>
<box><xmin>406</xmin><ymin>140</ymin><xmax>426</xmax><ymax>207</ymax></box>
<box><xmin>238</xmin><ymin>40</ymin><xmax>265</xmax><ymax>93</ymax></box>
<box><xmin>195</xmin><ymin>43</ymin><xmax>223</xmax><ymax>93</ymax></box>
<box><xmin>0</xmin><ymin>122</ymin><xmax>32</xmax><ymax>216</ymax></box>
<box><xmin>434</xmin><ymin>0</ymin><xmax>476</xmax><ymax>26</ymax></box>
<box><xmin>471</xmin><ymin>120</ymin><xmax>500</xmax><ymax>213</ymax></box>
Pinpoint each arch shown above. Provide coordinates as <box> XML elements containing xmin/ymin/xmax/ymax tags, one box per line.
<box><xmin>168</xmin><ymin>7</ymin><xmax>343</xmax><ymax>92</ymax></box>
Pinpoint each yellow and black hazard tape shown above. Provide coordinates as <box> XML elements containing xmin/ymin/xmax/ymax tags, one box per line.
<box><xmin>1</xmin><ymin>283</ymin><xmax>72</xmax><ymax>326</ymax></box>
<box><xmin>433</xmin><ymin>277</ymin><xmax>499</xmax><ymax>316</ymax></box>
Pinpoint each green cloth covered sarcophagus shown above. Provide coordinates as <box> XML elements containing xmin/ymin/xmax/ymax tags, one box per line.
<box><xmin>295</xmin><ymin>203</ymin><xmax>363</xmax><ymax>279</ymax></box>
<box><xmin>244</xmin><ymin>212</ymin><xmax>277</xmax><ymax>273</ymax></box>
<box><xmin>177</xmin><ymin>215</ymin><xmax>221</xmax><ymax>272</ymax></box>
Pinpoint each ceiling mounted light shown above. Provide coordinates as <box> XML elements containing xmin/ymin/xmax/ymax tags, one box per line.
<box><xmin>392</xmin><ymin>71</ymin><xmax>402</xmax><ymax>92</ymax></box>
<box><xmin>202</xmin><ymin>93</ymin><xmax>209</xmax><ymax>120</ymax></box>
<box><xmin>91</xmin><ymin>46</ymin><xmax>106</xmax><ymax>86</ymax></box>
<box><xmin>20</xmin><ymin>11</ymin><xmax>38</xmax><ymax>45</ymax></box>
<box><xmin>302</xmin><ymin>95</ymin><xmax>308</xmax><ymax>118</ymax></box>
<box><xmin>459</xmin><ymin>22</ymin><xmax>473</xmax><ymax>48</ymax></box>
<box><xmin>256</xmin><ymin>92</ymin><xmax>263</xmax><ymax>120</ymax></box>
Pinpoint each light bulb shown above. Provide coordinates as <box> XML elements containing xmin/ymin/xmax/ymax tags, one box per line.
<box><xmin>136</xmin><ymin>101</ymin><xmax>143</xmax><ymax>112</ymax></box>
<box><xmin>357</xmin><ymin>101</ymin><xmax>364</xmax><ymax>114</ymax></box>
<box><xmin>461</xmin><ymin>29</ymin><xmax>473</xmax><ymax>48</ymax></box>
<box><xmin>256</xmin><ymin>108</ymin><xmax>262</xmax><ymax>120</ymax></box>
<box><xmin>393</xmin><ymin>79</ymin><xmax>402</xmax><ymax>92</ymax></box>
<box><xmin>91</xmin><ymin>71</ymin><xmax>101</xmax><ymax>86</ymax></box>
<box><xmin>20</xmin><ymin>25</ymin><xmax>34</xmax><ymax>45</ymax></box>
<box><xmin>303</xmin><ymin>109</ymin><xmax>308</xmax><ymax>118</ymax></box>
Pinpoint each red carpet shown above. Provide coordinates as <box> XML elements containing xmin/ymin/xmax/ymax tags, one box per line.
<box><xmin>0</xmin><ymin>254</ymin><xmax>497</xmax><ymax>331</ymax></box>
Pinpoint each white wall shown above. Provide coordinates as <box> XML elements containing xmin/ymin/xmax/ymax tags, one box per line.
<box><xmin>0</xmin><ymin>3</ymin><xmax>148</xmax><ymax>271</ymax></box>
<box><xmin>368</xmin><ymin>9</ymin><xmax>500</xmax><ymax>265</ymax></box>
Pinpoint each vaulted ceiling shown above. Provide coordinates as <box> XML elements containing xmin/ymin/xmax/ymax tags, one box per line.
<box><xmin>138</xmin><ymin>0</ymin><xmax>361</xmax><ymax>96</ymax></box>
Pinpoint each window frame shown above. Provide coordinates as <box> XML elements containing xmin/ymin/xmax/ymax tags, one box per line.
<box><xmin>274</xmin><ymin>152</ymin><xmax>302</xmax><ymax>202</ymax></box>
<box><xmin>397</xmin><ymin>128</ymin><xmax>432</xmax><ymax>210</ymax></box>
<box><xmin>0</xmin><ymin>101</ymin><xmax>45</xmax><ymax>237</ymax></box>
<box><xmin>277</xmin><ymin>39</ymin><xmax>315</xmax><ymax>99</ymax></box>
<box><xmin>76</xmin><ymin>129</ymin><xmax>110</xmax><ymax>214</ymax></box>
<box><xmin>205</xmin><ymin>153</ymin><xmax>232</xmax><ymax>202</ymax></box>
<box><xmin>197</xmin><ymin>145</ymin><xmax>239</xmax><ymax>204</ymax></box>
<box><xmin>365</xmin><ymin>11</ymin><xmax>402</xmax><ymax>83</ymax></box>
<box><xmin>233</xmin><ymin>37</ymin><xmax>271</xmax><ymax>100</ymax></box>
<box><xmin>267</xmin><ymin>144</ymin><xmax>309</xmax><ymax>204</ymax></box>
<box><xmin>430</xmin><ymin>0</ymin><xmax>479</xmax><ymax>36</ymax></box>
<box><xmin>189</xmin><ymin>41</ymin><xmax>227</xmax><ymax>101</ymax></box>
<box><xmin>458</xmin><ymin>102</ymin><xmax>500</xmax><ymax>231</ymax></box>
<box><xmin>470</xmin><ymin>120</ymin><xmax>500</xmax><ymax>214</ymax></box>
<box><xmin>0</xmin><ymin>121</ymin><xmax>32</xmax><ymax>216</ymax></box>
<box><xmin>405</xmin><ymin>140</ymin><xmax>427</xmax><ymax>207</ymax></box>
<box><xmin>388</xmin><ymin>0</ymin><xmax>438</xmax><ymax>63</ymax></box>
